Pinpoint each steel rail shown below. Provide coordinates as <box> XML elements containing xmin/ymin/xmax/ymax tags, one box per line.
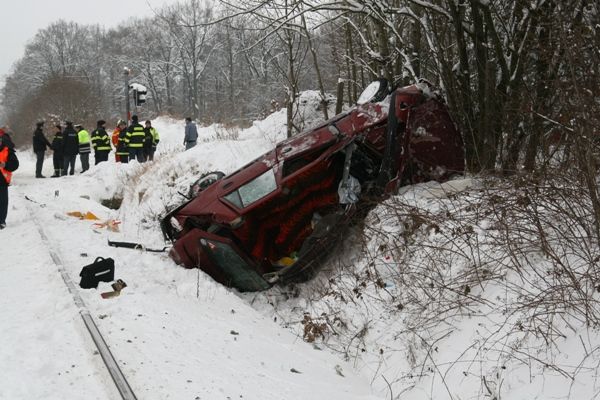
<box><xmin>25</xmin><ymin>198</ymin><xmax>137</xmax><ymax>400</ymax></box>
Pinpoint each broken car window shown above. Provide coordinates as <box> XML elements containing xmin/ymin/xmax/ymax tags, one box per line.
<box><xmin>224</xmin><ymin>169</ymin><xmax>277</xmax><ymax>208</ymax></box>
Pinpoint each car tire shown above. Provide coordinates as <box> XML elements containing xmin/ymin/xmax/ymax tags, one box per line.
<box><xmin>189</xmin><ymin>171</ymin><xmax>225</xmax><ymax>198</ymax></box>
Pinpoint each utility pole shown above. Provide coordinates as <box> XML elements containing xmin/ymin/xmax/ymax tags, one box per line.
<box><xmin>123</xmin><ymin>67</ymin><xmax>131</xmax><ymax>124</ymax></box>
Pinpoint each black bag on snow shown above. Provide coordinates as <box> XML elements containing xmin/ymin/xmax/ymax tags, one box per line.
<box><xmin>79</xmin><ymin>257</ymin><xmax>115</xmax><ymax>289</ymax></box>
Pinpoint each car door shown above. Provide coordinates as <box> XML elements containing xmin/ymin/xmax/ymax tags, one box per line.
<box><xmin>198</xmin><ymin>232</ymin><xmax>271</xmax><ymax>292</ymax></box>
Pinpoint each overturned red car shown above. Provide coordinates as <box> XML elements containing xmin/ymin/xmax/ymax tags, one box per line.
<box><xmin>161</xmin><ymin>79</ymin><xmax>464</xmax><ymax>291</ymax></box>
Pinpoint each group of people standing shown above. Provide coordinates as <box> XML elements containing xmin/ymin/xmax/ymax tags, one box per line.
<box><xmin>0</xmin><ymin>114</ymin><xmax>163</xmax><ymax>231</ymax></box>
<box><xmin>33</xmin><ymin>115</ymin><xmax>160</xmax><ymax>177</ymax></box>
<box><xmin>0</xmin><ymin>116</ymin><xmax>195</xmax><ymax>230</ymax></box>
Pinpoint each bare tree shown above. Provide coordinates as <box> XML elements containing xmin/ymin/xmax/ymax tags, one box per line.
<box><xmin>162</xmin><ymin>0</ymin><xmax>218</xmax><ymax>119</ymax></box>
<box><xmin>2</xmin><ymin>0</ymin><xmax>596</xmax><ymax>175</ymax></box>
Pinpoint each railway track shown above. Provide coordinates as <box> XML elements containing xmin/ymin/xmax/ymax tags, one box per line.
<box><xmin>25</xmin><ymin>196</ymin><xmax>138</xmax><ymax>400</ymax></box>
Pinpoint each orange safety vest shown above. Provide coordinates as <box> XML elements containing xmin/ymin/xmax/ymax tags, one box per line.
<box><xmin>0</xmin><ymin>146</ymin><xmax>12</xmax><ymax>184</ymax></box>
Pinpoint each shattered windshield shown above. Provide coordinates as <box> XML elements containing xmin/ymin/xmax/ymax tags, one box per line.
<box><xmin>224</xmin><ymin>169</ymin><xmax>277</xmax><ymax>208</ymax></box>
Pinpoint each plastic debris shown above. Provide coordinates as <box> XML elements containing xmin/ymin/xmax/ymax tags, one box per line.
<box><xmin>67</xmin><ymin>211</ymin><xmax>100</xmax><ymax>220</ymax></box>
<box><xmin>93</xmin><ymin>219</ymin><xmax>121</xmax><ymax>232</ymax></box>
<box><xmin>101</xmin><ymin>279</ymin><xmax>127</xmax><ymax>299</ymax></box>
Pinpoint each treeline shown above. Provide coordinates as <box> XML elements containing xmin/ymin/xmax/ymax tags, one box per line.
<box><xmin>1</xmin><ymin>0</ymin><xmax>312</xmax><ymax>145</ymax></box>
<box><xmin>1</xmin><ymin>0</ymin><xmax>599</xmax><ymax>176</ymax></box>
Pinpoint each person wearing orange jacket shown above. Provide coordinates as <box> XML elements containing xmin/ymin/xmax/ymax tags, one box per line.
<box><xmin>0</xmin><ymin>132</ymin><xmax>19</xmax><ymax>229</ymax></box>
<box><xmin>112</xmin><ymin>120</ymin><xmax>124</xmax><ymax>162</ymax></box>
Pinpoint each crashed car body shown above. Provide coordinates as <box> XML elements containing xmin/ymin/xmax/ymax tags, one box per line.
<box><xmin>161</xmin><ymin>80</ymin><xmax>464</xmax><ymax>291</ymax></box>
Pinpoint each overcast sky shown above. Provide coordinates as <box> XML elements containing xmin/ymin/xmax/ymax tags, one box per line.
<box><xmin>0</xmin><ymin>0</ymin><xmax>176</xmax><ymax>86</ymax></box>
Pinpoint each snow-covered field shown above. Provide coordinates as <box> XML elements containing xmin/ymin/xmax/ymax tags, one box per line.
<box><xmin>1</xmin><ymin>113</ymin><xmax>383</xmax><ymax>400</ymax></box>
<box><xmin>1</xmin><ymin>105</ymin><xmax>599</xmax><ymax>400</ymax></box>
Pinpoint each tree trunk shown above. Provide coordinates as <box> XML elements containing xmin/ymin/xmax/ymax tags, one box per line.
<box><xmin>301</xmin><ymin>15</ymin><xmax>328</xmax><ymax>120</ymax></box>
<box><xmin>226</xmin><ymin>25</ymin><xmax>235</xmax><ymax>113</ymax></box>
<box><xmin>335</xmin><ymin>80</ymin><xmax>344</xmax><ymax>115</ymax></box>
<box><xmin>524</xmin><ymin>1</ymin><xmax>559</xmax><ymax>171</ymax></box>
<box><xmin>345</xmin><ymin>23</ymin><xmax>357</xmax><ymax>104</ymax></box>
<box><xmin>448</xmin><ymin>0</ymin><xmax>477</xmax><ymax>171</ymax></box>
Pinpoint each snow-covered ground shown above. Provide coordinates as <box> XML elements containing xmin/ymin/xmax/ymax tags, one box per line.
<box><xmin>2</xmin><ymin>103</ymin><xmax>599</xmax><ymax>400</ymax></box>
<box><xmin>0</xmin><ymin>113</ymin><xmax>382</xmax><ymax>400</ymax></box>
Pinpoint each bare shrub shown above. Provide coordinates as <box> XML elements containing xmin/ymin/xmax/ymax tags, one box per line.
<box><xmin>301</xmin><ymin>314</ymin><xmax>328</xmax><ymax>343</ymax></box>
<box><xmin>214</xmin><ymin>124</ymin><xmax>240</xmax><ymax>141</ymax></box>
<box><xmin>264</xmin><ymin>173</ymin><xmax>600</xmax><ymax>398</ymax></box>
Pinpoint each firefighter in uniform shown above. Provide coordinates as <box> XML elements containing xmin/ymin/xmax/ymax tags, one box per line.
<box><xmin>50</xmin><ymin>124</ymin><xmax>63</xmax><ymax>177</ymax></box>
<box><xmin>91</xmin><ymin>120</ymin><xmax>111</xmax><ymax>164</ymax></box>
<box><xmin>115</xmin><ymin>120</ymin><xmax>130</xmax><ymax>163</ymax></box>
<box><xmin>126</xmin><ymin>115</ymin><xmax>145</xmax><ymax>162</ymax></box>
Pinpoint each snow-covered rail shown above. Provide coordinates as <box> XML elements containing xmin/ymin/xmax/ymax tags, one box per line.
<box><xmin>24</xmin><ymin>197</ymin><xmax>138</xmax><ymax>400</ymax></box>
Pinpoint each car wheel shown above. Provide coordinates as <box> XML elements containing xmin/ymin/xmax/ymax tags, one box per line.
<box><xmin>189</xmin><ymin>171</ymin><xmax>225</xmax><ymax>198</ymax></box>
<box><xmin>357</xmin><ymin>78</ymin><xmax>390</xmax><ymax>105</ymax></box>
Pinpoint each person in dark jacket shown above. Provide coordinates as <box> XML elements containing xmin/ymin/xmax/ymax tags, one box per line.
<box><xmin>50</xmin><ymin>124</ymin><xmax>63</xmax><ymax>177</ymax></box>
<box><xmin>0</xmin><ymin>134</ymin><xmax>19</xmax><ymax>229</ymax></box>
<box><xmin>33</xmin><ymin>121</ymin><xmax>52</xmax><ymax>178</ymax></box>
<box><xmin>184</xmin><ymin>117</ymin><xmax>198</xmax><ymax>150</ymax></box>
<box><xmin>91</xmin><ymin>120</ymin><xmax>111</xmax><ymax>165</ymax></box>
<box><xmin>62</xmin><ymin>121</ymin><xmax>79</xmax><ymax>176</ymax></box>
<box><xmin>126</xmin><ymin>115</ymin><xmax>145</xmax><ymax>162</ymax></box>
<box><xmin>143</xmin><ymin>120</ymin><xmax>152</xmax><ymax>161</ymax></box>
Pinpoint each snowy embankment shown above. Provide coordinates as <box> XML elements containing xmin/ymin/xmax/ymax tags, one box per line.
<box><xmin>0</xmin><ymin>111</ymin><xmax>382</xmax><ymax>400</ymax></box>
<box><xmin>2</xmin><ymin>98</ymin><xmax>599</xmax><ymax>400</ymax></box>
<box><xmin>249</xmin><ymin>177</ymin><xmax>600</xmax><ymax>400</ymax></box>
